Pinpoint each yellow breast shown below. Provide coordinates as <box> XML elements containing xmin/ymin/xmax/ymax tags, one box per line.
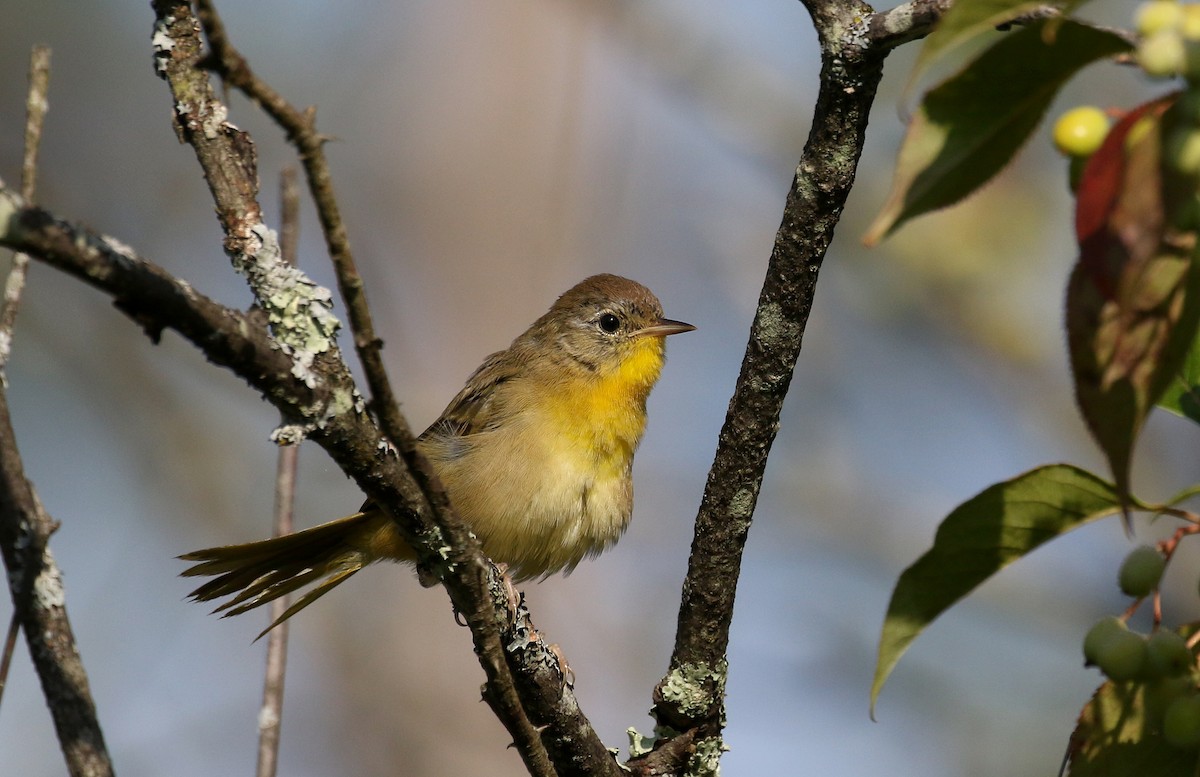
<box><xmin>425</xmin><ymin>336</ymin><xmax>666</xmax><ymax>579</ymax></box>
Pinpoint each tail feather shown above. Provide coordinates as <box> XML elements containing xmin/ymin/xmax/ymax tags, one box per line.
<box><xmin>180</xmin><ymin>512</ymin><xmax>381</xmax><ymax>637</ymax></box>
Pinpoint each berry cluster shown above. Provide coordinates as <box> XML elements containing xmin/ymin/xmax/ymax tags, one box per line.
<box><xmin>1136</xmin><ymin>0</ymin><xmax>1200</xmax><ymax>78</ymax></box>
<box><xmin>1082</xmin><ymin>544</ymin><xmax>1200</xmax><ymax>749</ymax></box>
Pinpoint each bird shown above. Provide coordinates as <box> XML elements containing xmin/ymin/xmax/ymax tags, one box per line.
<box><xmin>180</xmin><ymin>273</ymin><xmax>694</xmax><ymax>634</ymax></box>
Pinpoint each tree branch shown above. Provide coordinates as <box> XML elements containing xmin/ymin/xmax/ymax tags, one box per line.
<box><xmin>646</xmin><ymin>0</ymin><xmax>889</xmax><ymax>771</ymax></box>
<box><xmin>0</xmin><ymin>45</ymin><xmax>116</xmax><ymax>777</ymax></box>
<box><xmin>191</xmin><ymin>0</ymin><xmax>417</xmax><ymax>456</ymax></box>
<box><xmin>863</xmin><ymin>0</ymin><xmax>952</xmax><ymax>50</ymax></box>
<box><xmin>0</xmin><ymin>181</ymin><xmax>625</xmax><ymax>774</ymax></box>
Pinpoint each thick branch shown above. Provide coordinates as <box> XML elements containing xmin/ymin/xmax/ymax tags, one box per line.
<box><xmin>649</xmin><ymin>0</ymin><xmax>887</xmax><ymax>769</ymax></box>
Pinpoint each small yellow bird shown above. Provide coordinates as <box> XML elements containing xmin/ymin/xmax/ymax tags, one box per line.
<box><xmin>181</xmin><ymin>274</ymin><xmax>694</xmax><ymax>632</ymax></box>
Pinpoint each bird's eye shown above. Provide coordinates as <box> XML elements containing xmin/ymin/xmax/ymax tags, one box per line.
<box><xmin>598</xmin><ymin>312</ymin><xmax>621</xmax><ymax>333</ymax></box>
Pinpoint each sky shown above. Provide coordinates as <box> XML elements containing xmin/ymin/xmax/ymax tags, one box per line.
<box><xmin>1</xmin><ymin>1</ymin><xmax>1197</xmax><ymax>776</ymax></box>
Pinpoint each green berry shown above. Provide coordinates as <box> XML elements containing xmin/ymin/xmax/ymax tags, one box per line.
<box><xmin>1094</xmin><ymin>628</ymin><xmax>1150</xmax><ymax>681</ymax></box>
<box><xmin>1148</xmin><ymin>630</ymin><xmax>1195</xmax><ymax>677</ymax></box>
<box><xmin>1138</xmin><ymin>1</ymin><xmax>1185</xmax><ymax>38</ymax></box>
<box><xmin>1140</xmin><ymin>29</ymin><xmax>1187</xmax><ymax>77</ymax></box>
<box><xmin>1053</xmin><ymin>106</ymin><xmax>1111</xmax><ymax>157</ymax></box>
<box><xmin>1084</xmin><ymin>616</ymin><xmax>1129</xmax><ymax>665</ymax></box>
<box><xmin>1164</xmin><ymin>695</ymin><xmax>1200</xmax><ymax>748</ymax></box>
<box><xmin>1119</xmin><ymin>544</ymin><xmax>1167</xmax><ymax>597</ymax></box>
<box><xmin>1146</xmin><ymin>676</ymin><xmax>1196</xmax><ymax>724</ymax></box>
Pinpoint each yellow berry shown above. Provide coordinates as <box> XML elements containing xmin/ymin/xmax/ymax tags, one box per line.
<box><xmin>1140</xmin><ymin>29</ymin><xmax>1188</xmax><ymax>77</ymax></box>
<box><xmin>1183</xmin><ymin>4</ymin><xmax>1200</xmax><ymax>40</ymax></box>
<box><xmin>1138</xmin><ymin>1</ymin><xmax>1185</xmax><ymax>38</ymax></box>
<box><xmin>1053</xmin><ymin>106</ymin><xmax>1111</xmax><ymax>157</ymax></box>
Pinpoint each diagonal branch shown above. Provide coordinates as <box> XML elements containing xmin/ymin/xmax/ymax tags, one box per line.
<box><xmin>0</xmin><ymin>183</ymin><xmax>620</xmax><ymax>774</ymax></box>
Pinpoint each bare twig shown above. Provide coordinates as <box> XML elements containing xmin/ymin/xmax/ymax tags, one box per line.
<box><xmin>0</xmin><ymin>52</ymin><xmax>113</xmax><ymax>776</ymax></box>
<box><xmin>255</xmin><ymin>168</ymin><xmax>301</xmax><ymax>777</ymax></box>
<box><xmin>192</xmin><ymin>0</ymin><xmax>417</xmax><ymax>456</ymax></box>
<box><xmin>0</xmin><ymin>44</ymin><xmax>51</xmax><ymax>373</ymax></box>
<box><xmin>0</xmin><ymin>44</ymin><xmax>51</xmax><ymax>707</ymax></box>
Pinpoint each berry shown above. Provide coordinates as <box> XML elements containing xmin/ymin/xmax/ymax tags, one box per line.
<box><xmin>1183</xmin><ymin>4</ymin><xmax>1200</xmax><ymax>40</ymax></box>
<box><xmin>1140</xmin><ymin>29</ymin><xmax>1187</xmax><ymax>78</ymax></box>
<box><xmin>1084</xmin><ymin>616</ymin><xmax>1129</xmax><ymax>665</ymax></box>
<box><xmin>1146</xmin><ymin>676</ymin><xmax>1196</xmax><ymax>724</ymax></box>
<box><xmin>1053</xmin><ymin>107</ymin><xmax>1111</xmax><ymax>157</ymax></box>
<box><xmin>1148</xmin><ymin>630</ymin><xmax>1195</xmax><ymax>677</ymax></box>
<box><xmin>1095</xmin><ymin>628</ymin><xmax>1150</xmax><ymax>681</ymax></box>
<box><xmin>1118</xmin><ymin>544</ymin><xmax>1167</xmax><ymax>597</ymax></box>
<box><xmin>1164</xmin><ymin>695</ymin><xmax>1200</xmax><ymax>749</ymax></box>
<box><xmin>1138</xmin><ymin>1</ymin><xmax>1185</xmax><ymax>38</ymax></box>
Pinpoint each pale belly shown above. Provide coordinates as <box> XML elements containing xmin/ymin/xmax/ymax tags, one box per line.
<box><xmin>421</xmin><ymin>416</ymin><xmax>635</xmax><ymax>580</ymax></box>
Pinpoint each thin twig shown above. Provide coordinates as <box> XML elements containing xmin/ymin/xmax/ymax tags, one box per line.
<box><xmin>192</xmin><ymin>0</ymin><xmax>417</xmax><ymax>455</ymax></box>
<box><xmin>0</xmin><ymin>43</ymin><xmax>50</xmax><ymax>710</ymax></box>
<box><xmin>0</xmin><ymin>54</ymin><xmax>112</xmax><ymax>775</ymax></box>
<box><xmin>255</xmin><ymin>168</ymin><xmax>301</xmax><ymax>777</ymax></box>
<box><xmin>0</xmin><ymin>44</ymin><xmax>51</xmax><ymax>708</ymax></box>
<box><xmin>0</xmin><ymin>44</ymin><xmax>51</xmax><ymax>374</ymax></box>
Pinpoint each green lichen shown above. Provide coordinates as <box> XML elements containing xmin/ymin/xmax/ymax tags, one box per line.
<box><xmin>660</xmin><ymin>659</ymin><xmax>728</xmax><ymax>719</ymax></box>
<box><xmin>685</xmin><ymin>735</ymin><xmax>729</xmax><ymax>777</ymax></box>
<box><xmin>626</xmin><ymin>727</ymin><xmax>656</xmax><ymax>758</ymax></box>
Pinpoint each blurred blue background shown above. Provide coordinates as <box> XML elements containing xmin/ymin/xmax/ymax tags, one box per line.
<box><xmin>2</xmin><ymin>1</ymin><xmax>1197</xmax><ymax>775</ymax></box>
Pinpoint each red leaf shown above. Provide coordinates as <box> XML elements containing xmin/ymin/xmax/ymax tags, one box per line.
<box><xmin>1066</xmin><ymin>94</ymin><xmax>1200</xmax><ymax>504</ymax></box>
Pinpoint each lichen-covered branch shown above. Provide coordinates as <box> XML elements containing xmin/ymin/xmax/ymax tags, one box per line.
<box><xmin>863</xmin><ymin>0</ymin><xmax>953</xmax><ymax>50</ymax></box>
<box><xmin>645</xmin><ymin>0</ymin><xmax>903</xmax><ymax>772</ymax></box>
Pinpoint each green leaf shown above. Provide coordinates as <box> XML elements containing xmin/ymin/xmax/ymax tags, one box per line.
<box><xmin>864</xmin><ymin>19</ymin><xmax>1131</xmax><ymax>245</ymax></box>
<box><xmin>1156</xmin><ymin>329</ymin><xmax>1200</xmax><ymax>424</ymax></box>
<box><xmin>905</xmin><ymin>0</ymin><xmax>1088</xmax><ymax>98</ymax></box>
<box><xmin>1068</xmin><ymin>680</ymin><xmax>1199</xmax><ymax>777</ymax></box>
<box><xmin>870</xmin><ymin>464</ymin><xmax>1122</xmax><ymax>715</ymax></box>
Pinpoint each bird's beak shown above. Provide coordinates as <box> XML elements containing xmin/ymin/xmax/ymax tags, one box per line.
<box><xmin>633</xmin><ymin>318</ymin><xmax>696</xmax><ymax>338</ymax></box>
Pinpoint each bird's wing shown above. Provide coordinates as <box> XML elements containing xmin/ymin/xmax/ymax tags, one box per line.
<box><xmin>419</xmin><ymin>348</ymin><xmax>526</xmax><ymax>441</ymax></box>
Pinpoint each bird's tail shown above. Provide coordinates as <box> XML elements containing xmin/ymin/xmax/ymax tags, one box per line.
<box><xmin>180</xmin><ymin>510</ymin><xmax>395</xmax><ymax>638</ymax></box>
